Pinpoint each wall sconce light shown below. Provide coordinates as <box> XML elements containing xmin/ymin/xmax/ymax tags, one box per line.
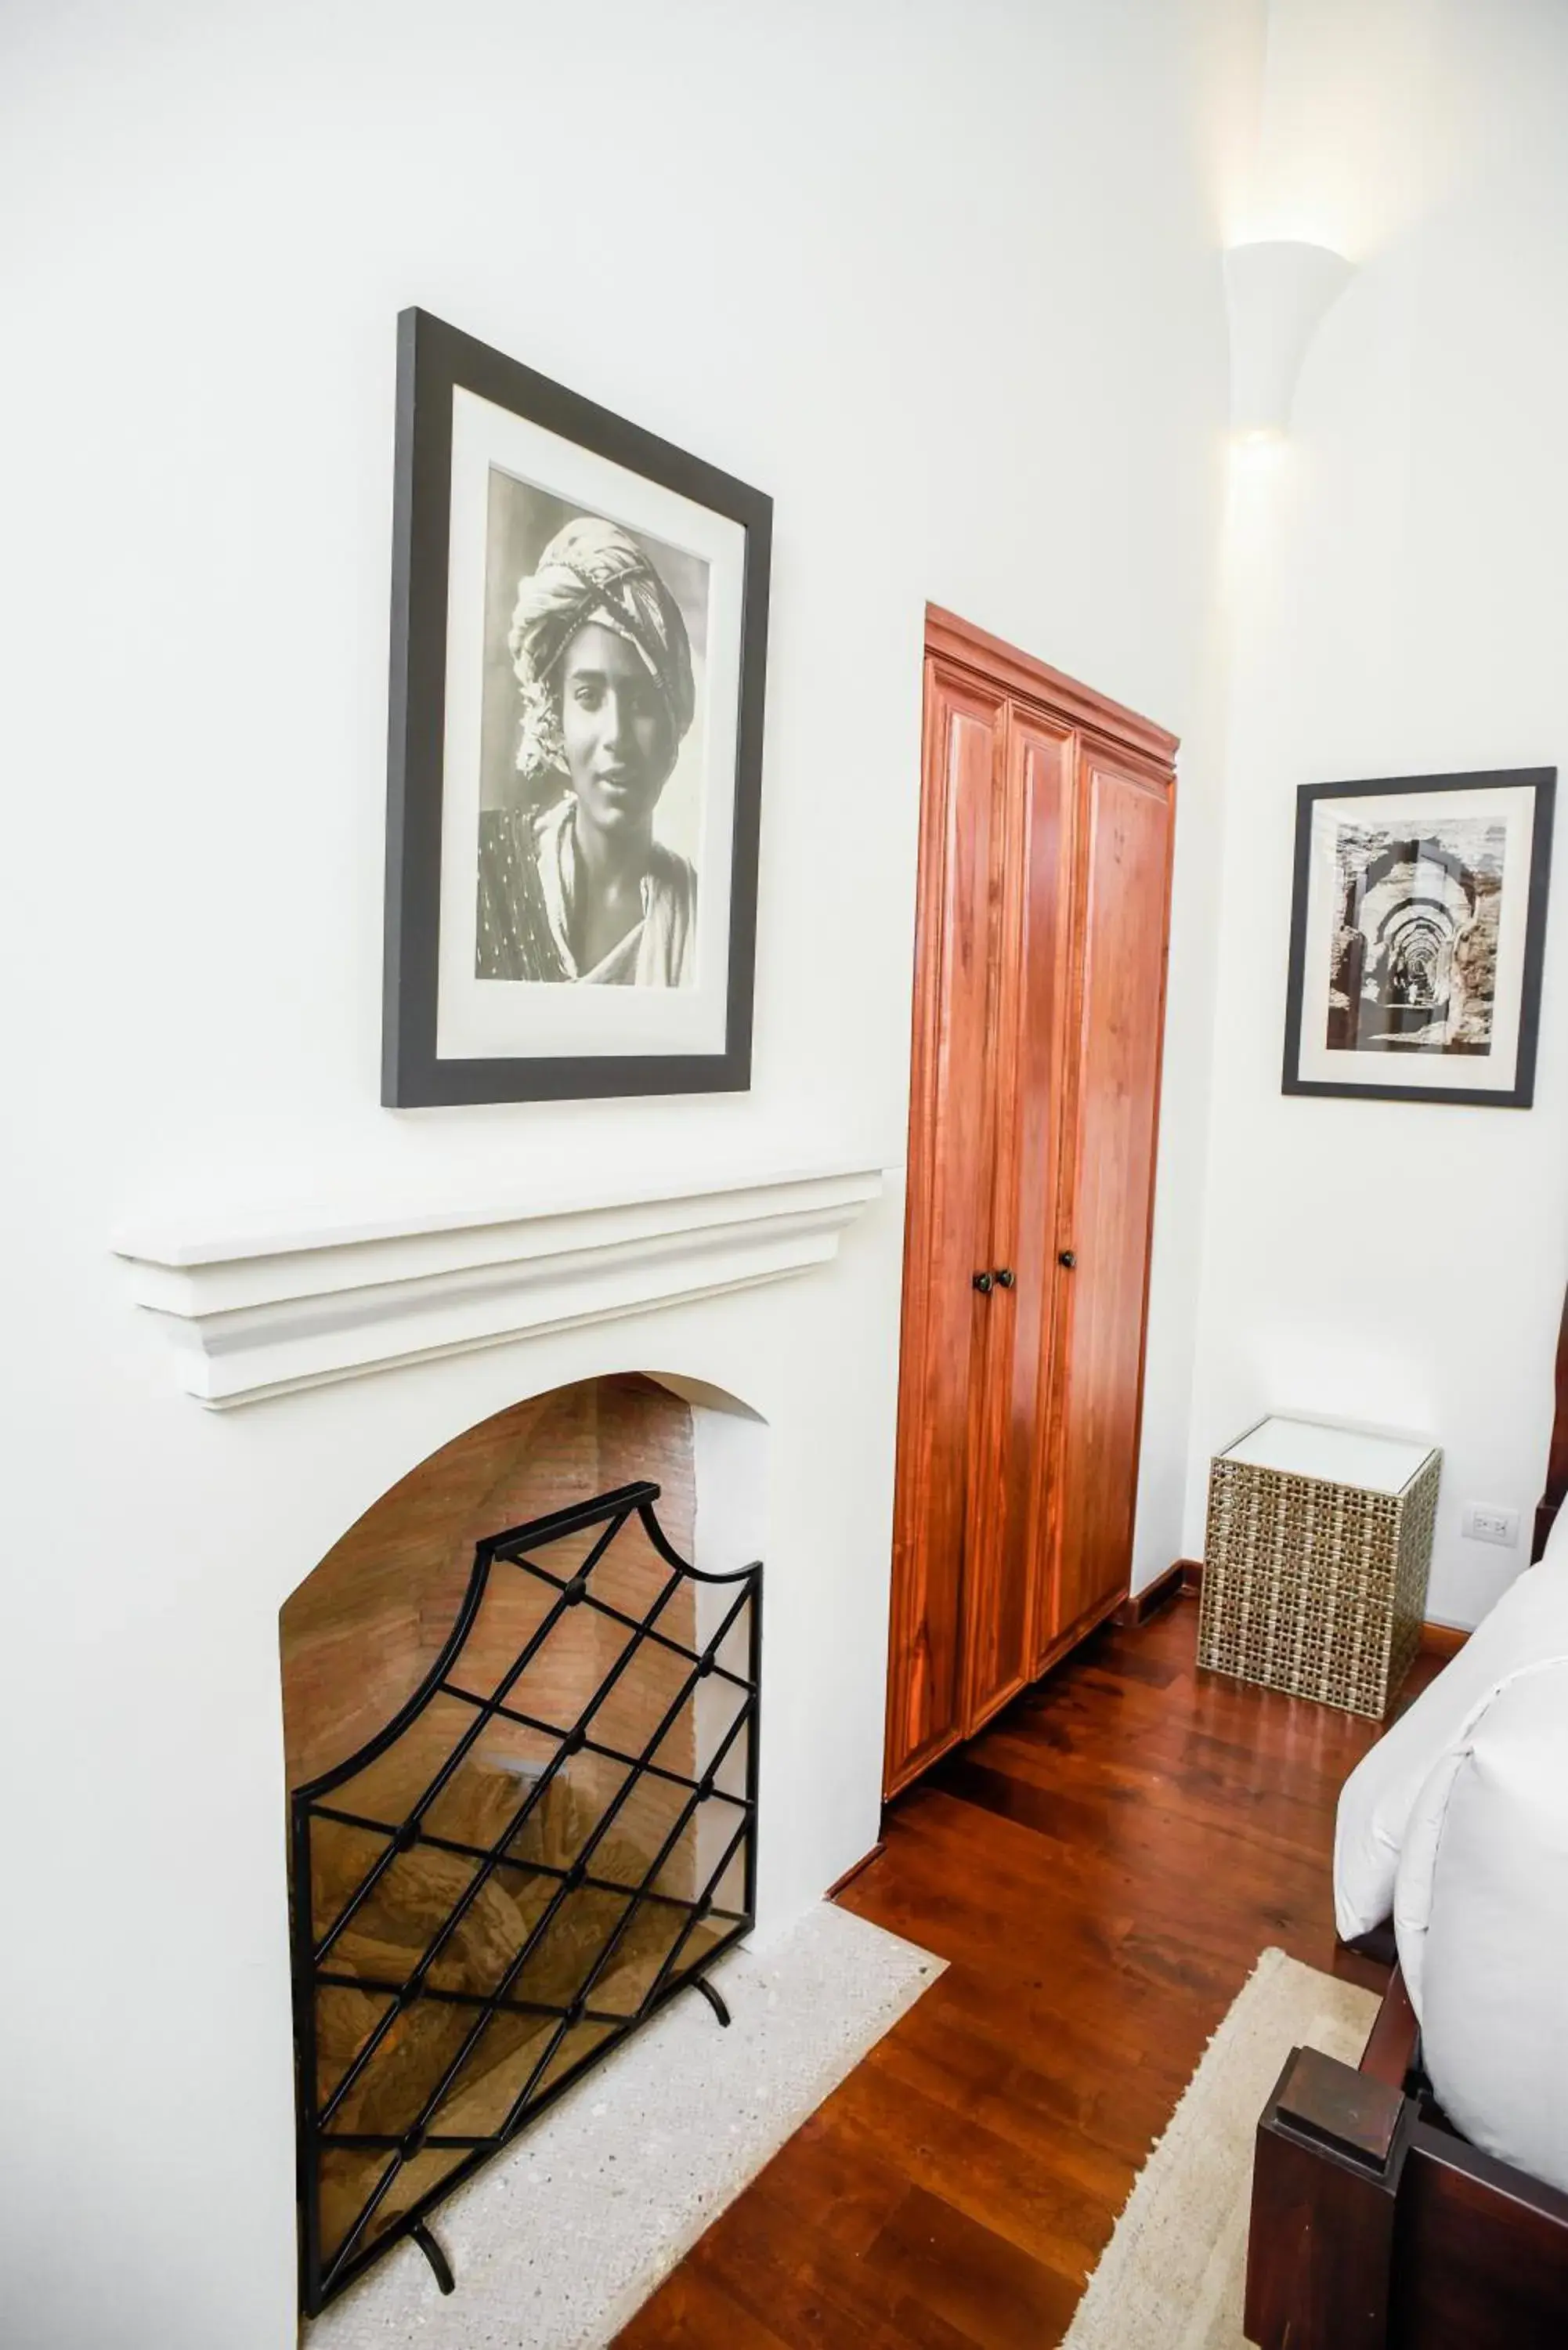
<box><xmin>1223</xmin><ymin>240</ymin><xmax>1356</xmax><ymax>438</ymax></box>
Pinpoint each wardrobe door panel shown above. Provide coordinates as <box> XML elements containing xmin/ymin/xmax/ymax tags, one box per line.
<box><xmin>1051</xmin><ymin>747</ymin><xmax>1173</xmax><ymax>1640</ymax></box>
<box><xmin>962</xmin><ymin>707</ymin><xmax>1075</xmax><ymax>1731</ymax></box>
<box><xmin>885</xmin><ymin>660</ymin><xmax>1006</xmax><ymax>1795</ymax></box>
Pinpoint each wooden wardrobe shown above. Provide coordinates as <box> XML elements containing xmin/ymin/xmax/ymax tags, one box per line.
<box><xmin>884</xmin><ymin>606</ymin><xmax>1177</xmax><ymax>1798</ymax></box>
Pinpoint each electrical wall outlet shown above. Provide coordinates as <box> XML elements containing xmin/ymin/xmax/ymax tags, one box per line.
<box><xmin>1462</xmin><ymin>1502</ymin><xmax>1520</xmax><ymax>1548</ymax></box>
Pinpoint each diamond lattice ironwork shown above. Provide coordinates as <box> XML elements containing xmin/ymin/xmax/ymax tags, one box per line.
<box><xmin>290</xmin><ymin>1480</ymin><xmax>761</xmax><ymax>2314</ymax></box>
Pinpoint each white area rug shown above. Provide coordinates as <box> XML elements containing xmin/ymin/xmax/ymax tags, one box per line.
<box><xmin>1062</xmin><ymin>1948</ymin><xmax>1378</xmax><ymax>2350</ymax></box>
<box><xmin>304</xmin><ymin>1902</ymin><xmax>942</xmax><ymax>2349</ymax></box>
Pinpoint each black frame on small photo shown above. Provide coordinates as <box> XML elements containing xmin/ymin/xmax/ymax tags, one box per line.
<box><xmin>382</xmin><ymin>308</ymin><xmax>772</xmax><ymax>1106</ymax></box>
<box><xmin>1281</xmin><ymin>766</ymin><xmax>1555</xmax><ymax>1108</ymax></box>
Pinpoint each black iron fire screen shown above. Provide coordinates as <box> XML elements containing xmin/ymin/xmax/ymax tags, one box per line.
<box><xmin>290</xmin><ymin>1480</ymin><xmax>761</xmax><ymax>2315</ymax></box>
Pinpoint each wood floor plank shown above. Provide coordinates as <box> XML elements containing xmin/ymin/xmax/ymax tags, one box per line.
<box><xmin>613</xmin><ymin>1602</ymin><xmax>1412</xmax><ymax>2349</ymax></box>
<box><xmin>826</xmin><ymin>2057</ymin><xmax>1110</xmax><ymax>2283</ymax></box>
<box><xmin>616</xmin><ymin>2261</ymin><xmax>800</xmax><ymax>2349</ymax></box>
<box><xmin>687</xmin><ymin>2160</ymin><xmax>988</xmax><ymax>2349</ymax></box>
<box><xmin>865</xmin><ymin>1987</ymin><xmax>1144</xmax><ymax>2185</ymax></box>
<box><xmin>862</xmin><ymin>2185</ymin><xmax>1084</xmax><ymax>2349</ymax></box>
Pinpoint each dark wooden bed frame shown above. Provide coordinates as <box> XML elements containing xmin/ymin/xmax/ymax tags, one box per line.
<box><xmin>1243</xmin><ymin>1288</ymin><xmax>1568</xmax><ymax>2348</ymax></box>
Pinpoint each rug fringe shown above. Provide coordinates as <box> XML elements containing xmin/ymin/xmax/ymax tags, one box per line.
<box><xmin>1060</xmin><ymin>1948</ymin><xmax>1375</xmax><ymax>2350</ymax></box>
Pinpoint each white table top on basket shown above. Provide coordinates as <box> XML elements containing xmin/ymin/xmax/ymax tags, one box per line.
<box><xmin>1219</xmin><ymin>1417</ymin><xmax>1435</xmax><ymax>1496</ymax></box>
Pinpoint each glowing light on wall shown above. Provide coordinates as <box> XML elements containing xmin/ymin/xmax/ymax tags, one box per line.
<box><xmin>1223</xmin><ymin>240</ymin><xmax>1355</xmax><ymax>437</ymax></box>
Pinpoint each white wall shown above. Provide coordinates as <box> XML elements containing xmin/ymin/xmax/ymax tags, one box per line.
<box><xmin>0</xmin><ymin>2</ymin><xmax>1248</xmax><ymax>2341</ymax></box>
<box><xmin>1187</xmin><ymin>0</ymin><xmax>1568</xmax><ymax>1625</ymax></box>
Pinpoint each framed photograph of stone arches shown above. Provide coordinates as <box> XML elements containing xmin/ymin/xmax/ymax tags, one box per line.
<box><xmin>383</xmin><ymin>309</ymin><xmax>771</xmax><ymax>1105</ymax></box>
<box><xmin>1283</xmin><ymin>768</ymin><xmax>1555</xmax><ymax>1107</ymax></box>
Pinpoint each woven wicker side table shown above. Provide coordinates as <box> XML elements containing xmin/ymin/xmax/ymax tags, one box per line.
<box><xmin>1198</xmin><ymin>1417</ymin><xmax>1441</xmax><ymax>1720</ymax></box>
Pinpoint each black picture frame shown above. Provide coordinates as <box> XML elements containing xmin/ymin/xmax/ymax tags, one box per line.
<box><xmin>1282</xmin><ymin>766</ymin><xmax>1555</xmax><ymax>1108</ymax></box>
<box><xmin>382</xmin><ymin>308</ymin><xmax>772</xmax><ymax>1105</ymax></box>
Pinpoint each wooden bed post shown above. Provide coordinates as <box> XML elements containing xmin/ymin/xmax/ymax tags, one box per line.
<box><xmin>1533</xmin><ymin>1282</ymin><xmax>1568</xmax><ymax>1560</ymax></box>
<box><xmin>1247</xmin><ymin>1969</ymin><xmax>1568</xmax><ymax>2347</ymax></box>
<box><xmin>1245</xmin><ymin>2046</ymin><xmax>1407</xmax><ymax>2350</ymax></box>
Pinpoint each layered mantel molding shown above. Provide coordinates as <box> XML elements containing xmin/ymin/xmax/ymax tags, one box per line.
<box><xmin>115</xmin><ymin>1160</ymin><xmax>885</xmax><ymax>1408</ymax></box>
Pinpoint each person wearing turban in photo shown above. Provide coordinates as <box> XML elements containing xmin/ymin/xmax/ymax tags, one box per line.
<box><xmin>476</xmin><ymin>515</ymin><xmax>698</xmax><ymax>985</ymax></box>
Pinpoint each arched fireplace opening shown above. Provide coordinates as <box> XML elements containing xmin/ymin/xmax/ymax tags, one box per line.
<box><xmin>279</xmin><ymin>1376</ymin><xmax>764</xmax><ymax>2316</ymax></box>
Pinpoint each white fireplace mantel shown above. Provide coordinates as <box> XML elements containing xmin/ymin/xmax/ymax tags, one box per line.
<box><xmin>114</xmin><ymin>1159</ymin><xmax>886</xmax><ymax>1408</ymax></box>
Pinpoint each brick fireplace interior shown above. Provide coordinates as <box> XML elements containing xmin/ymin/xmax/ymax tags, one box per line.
<box><xmin>279</xmin><ymin>1373</ymin><xmax>758</xmax><ymax>2308</ymax></box>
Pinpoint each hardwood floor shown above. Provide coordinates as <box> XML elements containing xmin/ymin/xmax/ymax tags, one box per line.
<box><xmin>612</xmin><ymin>1596</ymin><xmax>1440</xmax><ymax>2350</ymax></box>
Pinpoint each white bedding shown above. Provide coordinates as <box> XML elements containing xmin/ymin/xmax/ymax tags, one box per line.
<box><xmin>1332</xmin><ymin>1510</ymin><xmax>1568</xmax><ymax>1943</ymax></box>
<box><xmin>1396</xmin><ymin>1656</ymin><xmax>1568</xmax><ymax>2193</ymax></box>
<box><xmin>1331</xmin><ymin>1509</ymin><xmax>1568</xmax><ymax>2194</ymax></box>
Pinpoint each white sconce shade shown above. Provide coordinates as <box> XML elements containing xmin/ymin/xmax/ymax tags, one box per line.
<box><xmin>1223</xmin><ymin>240</ymin><xmax>1356</xmax><ymax>435</ymax></box>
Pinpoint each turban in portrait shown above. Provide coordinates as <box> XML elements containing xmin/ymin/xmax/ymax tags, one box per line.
<box><xmin>508</xmin><ymin>515</ymin><xmax>695</xmax><ymax>787</ymax></box>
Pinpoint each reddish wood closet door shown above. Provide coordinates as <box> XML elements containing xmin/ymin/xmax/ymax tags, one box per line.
<box><xmin>884</xmin><ymin>660</ymin><xmax>1006</xmax><ymax>1795</ymax></box>
<box><xmin>887</xmin><ymin>607</ymin><xmax>1177</xmax><ymax>1799</ymax></box>
<box><xmin>1050</xmin><ymin>743</ymin><xmax>1174</xmax><ymax>1643</ymax></box>
<box><xmin>961</xmin><ymin>708</ymin><xmax>1075</xmax><ymax>1730</ymax></box>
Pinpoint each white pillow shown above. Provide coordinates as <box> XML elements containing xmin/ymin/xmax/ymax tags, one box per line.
<box><xmin>1333</xmin><ymin>1546</ymin><xmax>1568</xmax><ymax>1942</ymax></box>
<box><xmin>1393</xmin><ymin>1658</ymin><xmax>1568</xmax><ymax>2193</ymax></box>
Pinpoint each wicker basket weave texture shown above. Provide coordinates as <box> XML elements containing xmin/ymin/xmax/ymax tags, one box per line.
<box><xmin>1197</xmin><ymin>1446</ymin><xmax>1440</xmax><ymax>1720</ymax></box>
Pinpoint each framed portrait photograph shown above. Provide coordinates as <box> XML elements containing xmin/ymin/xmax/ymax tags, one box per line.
<box><xmin>1282</xmin><ymin>767</ymin><xmax>1555</xmax><ymax>1107</ymax></box>
<box><xmin>383</xmin><ymin>309</ymin><xmax>771</xmax><ymax>1104</ymax></box>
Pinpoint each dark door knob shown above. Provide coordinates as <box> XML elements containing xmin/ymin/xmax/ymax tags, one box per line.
<box><xmin>972</xmin><ymin>1271</ymin><xmax>994</xmax><ymax>1293</ymax></box>
<box><xmin>994</xmin><ymin>1268</ymin><xmax>1015</xmax><ymax>1289</ymax></box>
<box><xmin>1058</xmin><ymin>1249</ymin><xmax>1077</xmax><ymax>1270</ymax></box>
